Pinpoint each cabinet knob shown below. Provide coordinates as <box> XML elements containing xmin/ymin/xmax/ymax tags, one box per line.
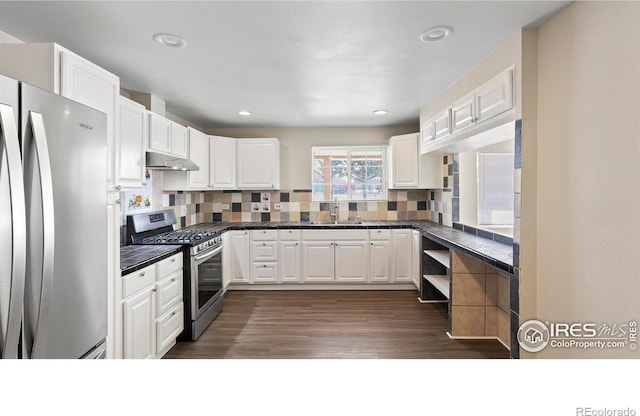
<box><xmin>295</xmin><ymin>243</ymin><xmax>298</xmax><ymax>246</ymax></box>
<box><xmin>152</xmin><ymin>288</ymin><xmax>156</xmax><ymax>293</ymax></box>
<box><xmin>371</xmin><ymin>242</ymin><xmax>373</xmax><ymax>245</ymax></box>
<box><xmin>171</xmin><ymin>277</ymin><xmax>176</xmax><ymax>282</ymax></box>
<box><xmin>263</xmin><ymin>230</ymin><xmax>266</xmax><ymax>233</ymax></box>
<box><xmin>171</xmin><ymin>258</ymin><xmax>176</xmax><ymax>262</ymax></box>
<box><xmin>140</xmin><ymin>272</ymin><xmax>145</xmax><ymax>277</ymax></box>
<box><xmin>115</xmin><ymin>199</ymin><xmax>121</xmax><ymax>205</ymax></box>
<box><xmin>171</xmin><ymin>311</ymin><xmax>176</xmax><ymax>316</ymax></box>
<box><xmin>245</xmin><ymin>231</ymin><xmax>248</xmax><ymax>235</ymax></box>
<box><xmin>115</xmin><ymin>185</ymin><xmax>122</xmax><ymax>191</ymax></box>
<box><xmin>288</xmin><ymin>230</ymin><xmax>292</xmax><ymax>233</ymax></box>
<box><xmin>263</xmin><ymin>264</ymin><xmax>267</xmax><ymax>268</ymax></box>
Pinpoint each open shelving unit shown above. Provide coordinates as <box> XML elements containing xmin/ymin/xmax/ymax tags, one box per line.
<box><xmin>419</xmin><ymin>237</ymin><xmax>450</xmax><ymax>303</ymax></box>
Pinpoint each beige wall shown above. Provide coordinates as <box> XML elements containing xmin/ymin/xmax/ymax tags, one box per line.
<box><xmin>0</xmin><ymin>29</ymin><xmax>23</xmax><ymax>43</ymax></box>
<box><xmin>533</xmin><ymin>1</ymin><xmax>640</xmax><ymax>358</ymax></box>
<box><xmin>207</xmin><ymin>126</ymin><xmax>417</xmax><ymax>189</ymax></box>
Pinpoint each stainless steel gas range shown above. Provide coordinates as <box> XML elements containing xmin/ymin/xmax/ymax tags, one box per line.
<box><xmin>126</xmin><ymin>210</ymin><xmax>223</xmax><ymax>341</ymax></box>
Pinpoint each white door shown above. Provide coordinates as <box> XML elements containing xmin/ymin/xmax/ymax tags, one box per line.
<box><xmin>210</xmin><ymin>136</ymin><xmax>236</xmax><ymax>189</ymax></box>
<box><xmin>60</xmin><ymin>52</ymin><xmax>119</xmax><ymax>191</ymax></box>
<box><xmin>369</xmin><ymin>240</ymin><xmax>391</xmax><ymax>283</ymax></box>
<box><xmin>118</xmin><ymin>97</ymin><xmax>147</xmax><ymax>188</ymax></box>
<box><xmin>334</xmin><ymin>241</ymin><xmax>368</xmax><ymax>282</ymax></box>
<box><xmin>123</xmin><ymin>287</ymin><xmax>155</xmax><ymax>359</ymax></box>
<box><xmin>279</xmin><ymin>241</ymin><xmax>301</xmax><ymax>283</ymax></box>
<box><xmin>390</xmin><ymin>133</ymin><xmax>418</xmax><ymax>188</ymax></box>
<box><xmin>237</xmin><ymin>139</ymin><xmax>277</xmax><ymax>189</ymax></box>
<box><xmin>148</xmin><ymin>113</ymin><xmax>171</xmax><ymax>153</ymax></box>
<box><xmin>392</xmin><ymin>229</ymin><xmax>413</xmax><ymax>282</ymax></box>
<box><xmin>170</xmin><ymin>122</ymin><xmax>188</xmax><ymax>158</ymax></box>
<box><xmin>229</xmin><ymin>231</ymin><xmax>250</xmax><ymax>283</ymax></box>
<box><xmin>187</xmin><ymin>127</ymin><xmax>210</xmax><ymax>189</ymax></box>
<box><xmin>476</xmin><ymin>69</ymin><xmax>514</xmax><ymax>123</ymax></box>
<box><xmin>302</xmin><ymin>241</ymin><xmax>334</xmax><ymax>282</ymax></box>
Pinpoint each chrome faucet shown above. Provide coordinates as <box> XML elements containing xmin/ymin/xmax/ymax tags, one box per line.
<box><xmin>330</xmin><ymin>197</ymin><xmax>339</xmax><ymax>224</ymax></box>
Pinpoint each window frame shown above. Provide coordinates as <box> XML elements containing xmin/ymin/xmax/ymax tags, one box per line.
<box><xmin>311</xmin><ymin>145</ymin><xmax>388</xmax><ymax>202</ymax></box>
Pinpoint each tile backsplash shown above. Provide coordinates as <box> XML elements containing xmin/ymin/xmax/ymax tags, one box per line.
<box><xmin>160</xmin><ymin>189</ymin><xmax>452</xmax><ymax>228</ymax></box>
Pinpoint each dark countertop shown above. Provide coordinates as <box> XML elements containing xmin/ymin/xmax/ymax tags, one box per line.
<box><xmin>120</xmin><ymin>245</ymin><xmax>183</xmax><ymax>276</ymax></box>
<box><xmin>184</xmin><ymin>220</ymin><xmax>514</xmax><ymax>273</ymax></box>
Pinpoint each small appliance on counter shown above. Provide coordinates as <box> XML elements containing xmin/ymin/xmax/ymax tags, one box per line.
<box><xmin>126</xmin><ymin>210</ymin><xmax>224</xmax><ymax>340</ymax></box>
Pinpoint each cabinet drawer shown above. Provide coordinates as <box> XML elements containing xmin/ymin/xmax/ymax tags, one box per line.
<box><xmin>369</xmin><ymin>229</ymin><xmax>391</xmax><ymax>240</ymax></box>
<box><xmin>302</xmin><ymin>229</ymin><xmax>368</xmax><ymax>240</ymax></box>
<box><xmin>251</xmin><ymin>241</ymin><xmax>278</xmax><ymax>261</ymax></box>
<box><xmin>251</xmin><ymin>262</ymin><xmax>279</xmax><ymax>283</ymax></box>
<box><xmin>252</xmin><ymin>229</ymin><xmax>278</xmax><ymax>241</ymax></box>
<box><xmin>156</xmin><ymin>302</ymin><xmax>184</xmax><ymax>354</ymax></box>
<box><xmin>123</xmin><ymin>264</ymin><xmax>157</xmax><ymax>298</ymax></box>
<box><xmin>156</xmin><ymin>271</ymin><xmax>183</xmax><ymax>317</ymax></box>
<box><xmin>157</xmin><ymin>253</ymin><xmax>182</xmax><ymax>278</ymax></box>
<box><xmin>279</xmin><ymin>229</ymin><xmax>300</xmax><ymax>240</ymax></box>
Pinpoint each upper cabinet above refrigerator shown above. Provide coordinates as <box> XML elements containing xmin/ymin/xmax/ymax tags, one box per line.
<box><xmin>0</xmin><ymin>43</ymin><xmax>120</xmax><ymax>193</ymax></box>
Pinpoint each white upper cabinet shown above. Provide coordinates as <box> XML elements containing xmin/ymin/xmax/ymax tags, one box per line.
<box><xmin>186</xmin><ymin>127</ymin><xmax>210</xmax><ymax>189</ymax></box>
<box><xmin>210</xmin><ymin>135</ymin><xmax>237</xmax><ymax>189</ymax></box>
<box><xmin>421</xmin><ymin>67</ymin><xmax>514</xmax><ymax>154</ymax></box>
<box><xmin>475</xmin><ymin>68</ymin><xmax>514</xmax><ymax>123</ymax></box>
<box><xmin>118</xmin><ymin>96</ymin><xmax>148</xmax><ymax>188</ymax></box>
<box><xmin>0</xmin><ymin>43</ymin><xmax>120</xmax><ymax>192</ymax></box>
<box><xmin>236</xmin><ymin>138</ymin><xmax>280</xmax><ymax>189</ymax></box>
<box><xmin>389</xmin><ymin>133</ymin><xmax>419</xmax><ymax>188</ymax></box>
<box><xmin>148</xmin><ymin>113</ymin><xmax>189</xmax><ymax>158</ymax></box>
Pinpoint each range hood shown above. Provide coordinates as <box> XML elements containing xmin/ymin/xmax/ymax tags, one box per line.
<box><xmin>145</xmin><ymin>151</ymin><xmax>199</xmax><ymax>171</ymax></box>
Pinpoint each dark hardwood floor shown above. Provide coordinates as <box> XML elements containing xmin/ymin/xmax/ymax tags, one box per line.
<box><xmin>164</xmin><ymin>290</ymin><xmax>510</xmax><ymax>359</ymax></box>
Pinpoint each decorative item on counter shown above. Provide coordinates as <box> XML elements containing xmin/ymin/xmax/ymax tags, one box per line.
<box><xmin>125</xmin><ymin>190</ymin><xmax>152</xmax><ymax>213</ymax></box>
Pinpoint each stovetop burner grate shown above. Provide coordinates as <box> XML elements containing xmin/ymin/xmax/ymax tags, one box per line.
<box><xmin>141</xmin><ymin>229</ymin><xmax>217</xmax><ymax>244</ymax></box>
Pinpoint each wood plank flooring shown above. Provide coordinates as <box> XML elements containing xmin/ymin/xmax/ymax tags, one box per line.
<box><xmin>164</xmin><ymin>290</ymin><xmax>510</xmax><ymax>359</ymax></box>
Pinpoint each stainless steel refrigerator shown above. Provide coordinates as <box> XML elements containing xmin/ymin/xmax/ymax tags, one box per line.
<box><xmin>1</xmin><ymin>73</ymin><xmax>107</xmax><ymax>359</ymax></box>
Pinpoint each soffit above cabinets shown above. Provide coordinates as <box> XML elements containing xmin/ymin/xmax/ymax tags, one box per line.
<box><xmin>0</xmin><ymin>1</ymin><xmax>569</xmax><ymax>129</ymax></box>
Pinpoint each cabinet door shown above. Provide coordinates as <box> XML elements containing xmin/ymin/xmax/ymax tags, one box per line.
<box><xmin>149</xmin><ymin>113</ymin><xmax>171</xmax><ymax>153</ymax></box>
<box><xmin>187</xmin><ymin>127</ymin><xmax>210</xmax><ymax>189</ymax></box>
<box><xmin>433</xmin><ymin>108</ymin><xmax>452</xmax><ymax>140</ymax></box>
<box><xmin>476</xmin><ymin>69</ymin><xmax>513</xmax><ymax>123</ymax></box>
<box><xmin>390</xmin><ymin>133</ymin><xmax>418</xmax><ymax>188</ymax></box>
<box><xmin>392</xmin><ymin>229</ymin><xmax>412</xmax><ymax>282</ymax></box>
<box><xmin>420</xmin><ymin>120</ymin><xmax>435</xmax><ymax>147</ymax></box>
<box><xmin>107</xmin><ymin>198</ymin><xmax>121</xmax><ymax>358</ymax></box>
<box><xmin>237</xmin><ymin>139</ymin><xmax>279</xmax><ymax>189</ymax></box>
<box><xmin>229</xmin><ymin>231</ymin><xmax>251</xmax><ymax>283</ymax></box>
<box><xmin>171</xmin><ymin>122</ymin><xmax>188</xmax><ymax>158</ymax></box>
<box><xmin>118</xmin><ymin>97</ymin><xmax>147</xmax><ymax>188</ymax></box>
<box><xmin>210</xmin><ymin>136</ymin><xmax>236</xmax><ymax>189</ymax></box>
<box><xmin>412</xmin><ymin>230</ymin><xmax>421</xmax><ymax>289</ymax></box>
<box><xmin>60</xmin><ymin>52</ymin><xmax>119</xmax><ymax>191</ymax></box>
<box><xmin>334</xmin><ymin>241</ymin><xmax>368</xmax><ymax>282</ymax></box>
<box><xmin>279</xmin><ymin>241</ymin><xmax>301</xmax><ymax>283</ymax></box>
<box><xmin>302</xmin><ymin>241</ymin><xmax>334</xmax><ymax>282</ymax></box>
<box><xmin>369</xmin><ymin>240</ymin><xmax>391</xmax><ymax>282</ymax></box>
<box><xmin>451</xmin><ymin>92</ymin><xmax>476</xmax><ymax>134</ymax></box>
<box><xmin>123</xmin><ymin>287</ymin><xmax>155</xmax><ymax>359</ymax></box>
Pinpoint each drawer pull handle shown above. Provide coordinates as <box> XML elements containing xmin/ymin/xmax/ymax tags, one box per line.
<box><xmin>152</xmin><ymin>288</ymin><xmax>156</xmax><ymax>293</ymax></box>
<box><xmin>371</xmin><ymin>242</ymin><xmax>373</xmax><ymax>245</ymax></box>
<box><xmin>263</xmin><ymin>243</ymin><xmax>266</xmax><ymax>246</ymax></box>
<box><xmin>263</xmin><ymin>230</ymin><xmax>266</xmax><ymax>233</ymax></box>
<box><xmin>263</xmin><ymin>264</ymin><xmax>267</xmax><ymax>268</ymax></box>
<box><xmin>171</xmin><ymin>311</ymin><xmax>176</xmax><ymax>316</ymax></box>
<box><xmin>171</xmin><ymin>278</ymin><xmax>176</xmax><ymax>282</ymax></box>
<box><xmin>288</xmin><ymin>230</ymin><xmax>292</xmax><ymax>233</ymax></box>
<box><xmin>140</xmin><ymin>272</ymin><xmax>145</xmax><ymax>277</ymax></box>
<box><xmin>171</xmin><ymin>258</ymin><xmax>176</xmax><ymax>262</ymax></box>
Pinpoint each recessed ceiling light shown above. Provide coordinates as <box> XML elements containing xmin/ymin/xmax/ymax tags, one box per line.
<box><xmin>373</xmin><ymin>110</ymin><xmax>388</xmax><ymax>115</ymax></box>
<box><xmin>238</xmin><ymin>110</ymin><xmax>252</xmax><ymax>116</ymax></box>
<box><xmin>420</xmin><ymin>26</ymin><xmax>453</xmax><ymax>43</ymax></box>
<box><xmin>153</xmin><ymin>33</ymin><xmax>187</xmax><ymax>49</ymax></box>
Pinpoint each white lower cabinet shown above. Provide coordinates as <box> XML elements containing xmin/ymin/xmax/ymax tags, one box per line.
<box><xmin>302</xmin><ymin>241</ymin><xmax>335</xmax><ymax>282</ymax></box>
<box><xmin>122</xmin><ymin>252</ymin><xmax>183</xmax><ymax>359</ymax></box>
<box><xmin>229</xmin><ymin>230</ymin><xmax>251</xmax><ymax>283</ymax></box>
<box><xmin>369</xmin><ymin>240</ymin><xmax>391</xmax><ymax>282</ymax></box>
<box><xmin>279</xmin><ymin>241</ymin><xmax>301</xmax><ymax>282</ymax></box>
<box><xmin>412</xmin><ymin>230</ymin><xmax>421</xmax><ymax>289</ymax></box>
<box><xmin>123</xmin><ymin>286</ymin><xmax>155</xmax><ymax>359</ymax></box>
<box><xmin>334</xmin><ymin>241</ymin><xmax>368</xmax><ymax>282</ymax></box>
<box><xmin>392</xmin><ymin>229</ymin><xmax>413</xmax><ymax>282</ymax></box>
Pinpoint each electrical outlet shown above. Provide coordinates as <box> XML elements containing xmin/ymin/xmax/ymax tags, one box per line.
<box><xmin>274</xmin><ymin>203</ymin><xmax>281</xmax><ymax>210</ymax></box>
<box><xmin>180</xmin><ymin>206</ymin><xmax>187</xmax><ymax>216</ymax></box>
<box><xmin>222</xmin><ymin>203</ymin><xmax>230</xmax><ymax>210</ymax></box>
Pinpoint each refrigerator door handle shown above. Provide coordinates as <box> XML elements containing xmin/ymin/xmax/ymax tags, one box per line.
<box><xmin>0</xmin><ymin>105</ymin><xmax>26</xmax><ymax>359</ymax></box>
<box><xmin>27</xmin><ymin>111</ymin><xmax>56</xmax><ymax>357</ymax></box>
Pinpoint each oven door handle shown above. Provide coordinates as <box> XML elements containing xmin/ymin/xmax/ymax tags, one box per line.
<box><xmin>194</xmin><ymin>245</ymin><xmax>223</xmax><ymax>263</ymax></box>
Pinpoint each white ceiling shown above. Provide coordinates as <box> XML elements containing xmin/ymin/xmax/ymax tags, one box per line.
<box><xmin>0</xmin><ymin>1</ymin><xmax>569</xmax><ymax>129</ymax></box>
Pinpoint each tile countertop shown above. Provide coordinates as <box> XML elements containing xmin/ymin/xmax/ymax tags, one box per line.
<box><xmin>120</xmin><ymin>245</ymin><xmax>183</xmax><ymax>276</ymax></box>
<box><xmin>185</xmin><ymin>220</ymin><xmax>514</xmax><ymax>274</ymax></box>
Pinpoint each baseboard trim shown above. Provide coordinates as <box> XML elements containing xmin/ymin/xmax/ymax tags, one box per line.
<box><xmin>227</xmin><ymin>283</ymin><xmax>417</xmax><ymax>291</ymax></box>
<box><xmin>446</xmin><ymin>332</ymin><xmax>511</xmax><ymax>351</ymax></box>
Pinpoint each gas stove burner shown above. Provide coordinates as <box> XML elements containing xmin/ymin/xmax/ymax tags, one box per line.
<box><xmin>141</xmin><ymin>229</ymin><xmax>218</xmax><ymax>245</ymax></box>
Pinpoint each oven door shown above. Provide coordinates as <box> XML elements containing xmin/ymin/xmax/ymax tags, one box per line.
<box><xmin>190</xmin><ymin>244</ymin><xmax>223</xmax><ymax>320</ymax></box>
